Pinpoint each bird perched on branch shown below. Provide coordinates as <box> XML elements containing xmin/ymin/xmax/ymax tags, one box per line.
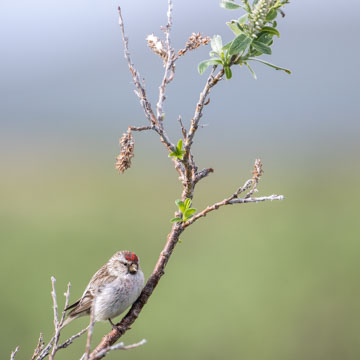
<box><xmin>61</xmin><ymin>251</ymin><xmax>144</xmax><ymax>329</ymax></box>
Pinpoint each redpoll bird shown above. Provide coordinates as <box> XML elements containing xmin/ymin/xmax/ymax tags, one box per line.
<box><xmin>62</xmin><ymin>251</ymin><xmax>144</xmax><ymax>329</ymax></box>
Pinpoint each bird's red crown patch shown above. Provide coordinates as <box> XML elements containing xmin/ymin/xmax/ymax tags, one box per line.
<box><xmin>124</xmin><ymin>251</ymin><xmax>138</xmax><ymax>262</ymax></box>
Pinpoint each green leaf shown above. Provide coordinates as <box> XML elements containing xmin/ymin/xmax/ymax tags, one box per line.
<box><xmin>222</xmin><ymin>41</ymin><xmax>233</xmax><ymax>51</ymax></box>
<box><xmin>184</xmin><ymin>198</ymin><xmax>191</xmax><ymax>209</ymax></box>
<box><xmin>224</xmin><ymin>66</ymin><xmax>232</xmax><ymax>79</ymax></box>
<box><xmin>184</xmin><ymin>208</ymin><xmax>196</xmax><ymax>218</ymax></box>
<box><xmin>175</xmin><ymin>199</ymin><xmax>183</xmax><ymax>207</ymax></box>
<box><xmin>211</xmin><ymin>35</ymin><xmax>223</xmax><ymax>54</ymax></box>
<box><xmin>169</xmin><ymin>140</ymin><xmax>185</xmax><ymax>159</ymax></box>
<box><xmin>248</xmin><ymin>57</ymin><xmax>291</xmax><ymax>74</ymax></box>
<box><xmin>170</xmin><ymin>217</ymin><xmax>182</xmax><ymax>223</ymax></box>
<box><xmin>198</xmin><ymin>60</ymin><xmax>211</xmax><ymax>75</ymax></box>
<box><xmin>261</xmin><ymin>26</ymin><xmax>280</xmax><ymax>37</ymax></box>
<box><xmin>198</xmin><ymin>59</ymin><xmax>222</xmax><ymax>75</ymax></box>
<box><xmin>220</xmin><ymin>0</ymin><xmax>241</xmax><ymax>10</ymax></box>
<box><xmin>238</xmin><ymin>14</ymin><xmax>248</xmax><ymax>25</ymax></box>
<box><xmin>245</xmin><ymin>61</ymin><xmax>257</xmax><ymax>79</ymax></box>
<box><xmin>256</xmin><ymin>32</ymin><xmax>273</xmax><ymax>45</ymax></box>
<box><xmin>229</xmin><ymin>34</ymin><xmax>253</xmax><ymax>55</ymax></box>
<box><xmin>175</xmin><ymin>199</ymin><xmax>185</xmax><ymax>213</ymax></box>
<box><xmin>252</xmin><ymin>41</ymin><xmax>272</xmax><ymax>55</ymax></box>
<box><xmin>226</xmin><ymin>21</ymin><xmax>243</xmax><ymax>36</ymax></box>
<box><xmin>177</xmin><ymin>139</ymin><xmax>183</xmax><ymax>151</ymax></box>
<box><xmin>266</xmin><ymin>8</ymin><xmax>278</xmax><ymax>21</ymax></box>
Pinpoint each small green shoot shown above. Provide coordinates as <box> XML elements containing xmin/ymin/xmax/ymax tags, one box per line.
<box><xmin>169</xmin><ymin>139</ymin><xmax>186</xmax><ymax>160</ymax></box>
<box><xmin>170</xmin><ymin>198</ymin><xmax>197</xmax><ymax>223</ymax></box>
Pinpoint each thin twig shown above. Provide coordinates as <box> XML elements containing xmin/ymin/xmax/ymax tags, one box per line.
<box><xmin>60</xmin><ymin>283</ymin><xmax>71</xmax><ymax>326</ymax></box>
<box><xmin>156</xmin><ymin>0</ymin><xmax>175</xmax><ymax>122</ymax></box>
<box><xmin>31</xmin><ymin>334</ymin><xmax>44</xmax><ymax>360</ymax></box>
<box><xmin>85</xmin><ymin>310</ymin><xmax>95</xmax><ymax>360</ymax></box>
<box><xmin>181</xmin><ymin>66</ymin><xmax>224</xmax><ymax>199</ymax></box>
<box><xmin>93</xmin><ymin>339</ymin><xmax>147</xmax><ymax>359</ymax></box>
<box><xmin>36</xmin><ymin>337</ymin><xmax>55</xmax><ymax>360</ymax></box>
<box><xmin>118</xmin><ymin>5</ymin><xmax>183</xmax><ymax>178</ymax></box>
<box><xmin>57</xmin><ymin>326</ymin><xmax>89</xmax><ymax>350</ymax></box>
<box><xmin>129</xmin><ymin>125</ymin><xmax>154</xmax><ymax>132</ymax></box>
<box><xmin>118</xmin><ymin>5</ymin><xmax>176</xmax><ymax>154</ymax></box>
<box><xmin>37</xmin><ymin>280</ymin><xmax>77</xmax><ymax>360</ymax></box>
<box><xmin>117</xmin><ymin>6</ymin><xmax>157</xmax><ymax>126</ymax></box>
<box><xmin>50</xmin><ymin>277</ymin><xmax>59</xmax><ymax>331</ymax></box>
<box><xmin>49</xmin><ymin>277</ymin><xmax>59</xmax><ymax>360</ymax></box>
<box><xmin>49</xmin><ymin>282</ymin><xmax>71</xmax><ymax>359</ymax></box>
<box><xmin>10</xmin><ymin>346</ymin><xmax>19</xmax><ymax>360</ymax></box>
<box><xmin>183</xmin><ymin>159</ymin><xmax>283</xmax><ymax>228</ymax></box>
<box><xmin>178</xmin><ymin>116</ymin><xmax>187</xmax><ymax>138</ymax></box>
<box><xmin>183</xmin><ymin>194</ymin><xmax>283</xmax><ymax>228</ymax></box>
<box><xmin>185</xmin><ymin>67</ymin><xmax>224</xmax><ymax>152</ymax></box>
<box><xmin>193</xmin><ymin>167</ymin><xmax>214</xmax><ymax>184</ymax></box>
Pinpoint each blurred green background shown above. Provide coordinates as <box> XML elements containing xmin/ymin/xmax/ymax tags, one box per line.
<box><xmin>1</xmin><ymin>0</ymin><xmax>360</xmax><ymax>359</ymax></box>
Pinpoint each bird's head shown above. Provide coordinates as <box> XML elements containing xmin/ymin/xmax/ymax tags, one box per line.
<box><xmin>110</xmin><ymin>250</ymin><xmax>140</xmax><ymax>276</ymax></box>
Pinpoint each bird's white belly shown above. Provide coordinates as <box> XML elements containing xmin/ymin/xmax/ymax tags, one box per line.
<box><xmin>93</xmin><ymin>273</ymin><xmax>144</xmax><ymax>322</ymax></box>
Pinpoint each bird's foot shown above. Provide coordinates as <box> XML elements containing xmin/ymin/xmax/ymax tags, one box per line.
<box><xmin>108</xmin><ymin>318</ymin><xmax>121</xmax><ymax>334</ymax></box>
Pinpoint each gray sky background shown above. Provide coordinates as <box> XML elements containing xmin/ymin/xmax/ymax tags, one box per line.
<box><xmin>1</xmin><ymin>0</ymin><xmax>359</xmax><ymax>169</ymax></box>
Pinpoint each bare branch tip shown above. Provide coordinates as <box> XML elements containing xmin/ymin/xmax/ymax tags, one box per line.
<box><xmin>10</xmin><ymin>346</ymin><xmax>19</xmax><ymax>360</ymax></box>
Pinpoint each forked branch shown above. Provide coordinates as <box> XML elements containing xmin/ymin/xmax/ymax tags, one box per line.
<box><xmin>90</xmin><ymin>1</ymin><xmax>285</xmax><ymax>358</ymax></box>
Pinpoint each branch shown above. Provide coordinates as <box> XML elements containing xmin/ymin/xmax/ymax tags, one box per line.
<box><xmin>90</xmin><ymin>4</ymin><xmax>285</xmax><ymax>359</ymax></box>
<box><xmin>184</xmin><ymin>194</ymin><xmax>283</xmax><ymax>228</ymax></box>
<box><xmin>10</xmin><ymin>346</ymin><xmax>19</xmax><ymax>360</ymax></box>
<box><xmin>185</xmin><ymin>67</ymin><xmax>224</xmax><ymax>152</ymax></box>
<box><xmin>31</xmin><ymin>334</ymin><xmax>44</xmax><ymax>360</ymax></box>
<box><xmin>178</xmin><ymin>116</ymin><xmax>187</xmax><ymax>138</ymax></box>
<box><xmin>181</xmin><ymin>67</ymin><xmax>224</xmax><ymax>199</ymax></box>
<box><xmin>156</xmin><ymin>0</ymin><xmax>175</xmax><ymax>122</ymax></box>
<box><xmin>117</xmin><ymin>5</ymin><xmax>185</xmax><ymax>180</ymax></box>
<box><xmin>129</xmin><ymin>125</ymin><xmax>154</xmax><ymax>132</ymax></box>
<box><xmin>36</xmin><ymin>280</ymin><xmax>87</xmax><ymax>360</ymax></box>
<box><xmin>193</xmin><ymin>167</ymin><xmax>214</xmax><ymax>184</ymax></box>
<box><xmin>84</xmin><ymin>311</ymin><xmax>95</xmax><ymax>360</ymax></box>
<box><xmin>183</xmin><ymin>159</ymin><xmax>284</xmax><ymax>228</ymax></box>
<box><xmin>49</xmin><ymin>280</ymin><xmax>71</xmax><ymax>360</ymax></box>
<box><xmin>117</xmin><ymin>6</ymin><xmax>157</xmax><ymax>126</ymax></box>
<box><xmin>92</xmin><ymin>339</ymin><xmax>146</xmax><ymax>359</ymax></box>
<box><xmin>57</xmin><ymin>327</ymin><xmax>89</xmax><ymax>350</ymax></box>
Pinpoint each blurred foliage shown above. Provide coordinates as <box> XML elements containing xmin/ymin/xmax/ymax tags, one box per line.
<box><xmin>1</xmin><ymin>146</ymin><xmax>360</xmax><ymax>360</ymax></box>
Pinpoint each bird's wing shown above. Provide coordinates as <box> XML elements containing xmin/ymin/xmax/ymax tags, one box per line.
<box><xmin>66</xmin><ymin>263</ymin><xmax>117</xmax><ymax>318</ymax></box>
<box><xmin>67</xmin><ymin>292</ymin><xmax>93</xmax><ymax>317</ymax></box>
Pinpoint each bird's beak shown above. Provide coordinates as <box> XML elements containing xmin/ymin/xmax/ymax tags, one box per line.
<box><xmin>128</xmin><ymin>263</ymin><xmax>138</xmax><ymax>274</ymax></box>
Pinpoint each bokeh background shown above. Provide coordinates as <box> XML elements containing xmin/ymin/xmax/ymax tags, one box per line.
<box><xmin>1</xmin><ymin>0</ymin><xmax>359</xmax><ymax>359</ymax></box>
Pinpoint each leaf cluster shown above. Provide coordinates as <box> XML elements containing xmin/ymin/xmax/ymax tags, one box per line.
<box><xmin>168</xmin><ymin>139</ymin><xmax>186</xmax><ymax>160</ymax></box>
<box><xmin>171</xmin><ymin>198</ymin><xmax>197</xmax><ymax>223</ymax></box>
<box><xmin>198</xmin><ymin>0</ymin><xmax>290</xmax><ymax>79</ymax></box>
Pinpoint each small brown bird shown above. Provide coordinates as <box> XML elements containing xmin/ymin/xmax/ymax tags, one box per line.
<box><xmin>62</xmin><ymin>251</ymin><xmax>144</xmax><ymax>329</ymax></box>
